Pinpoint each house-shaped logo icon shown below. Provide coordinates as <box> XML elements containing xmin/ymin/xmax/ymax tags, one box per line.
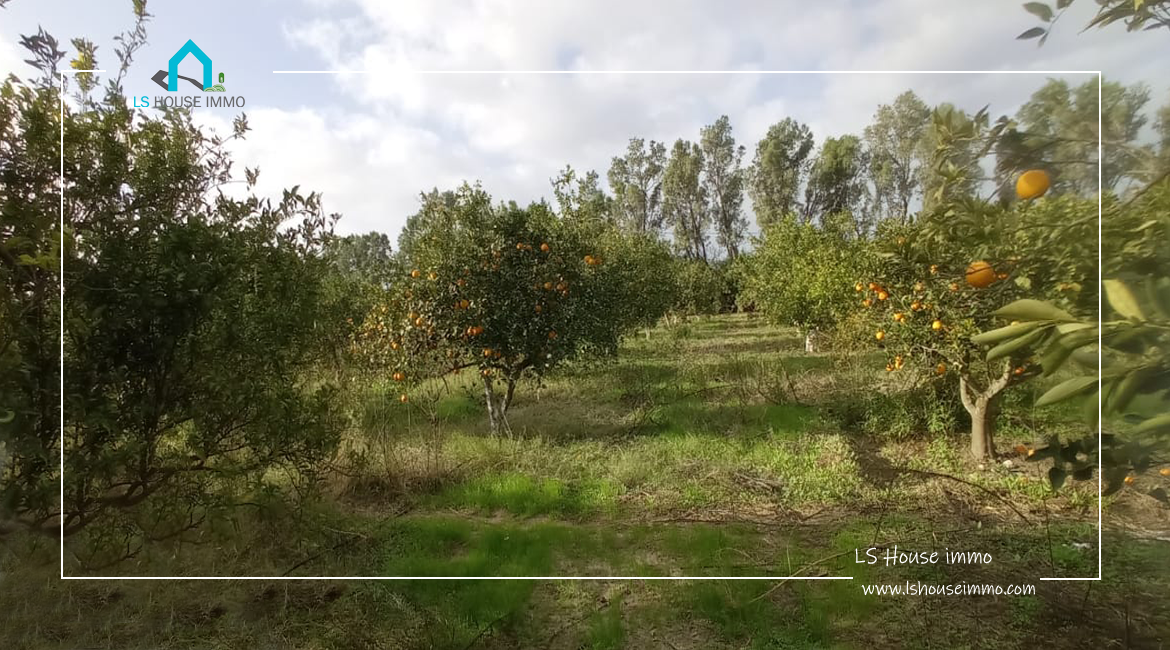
<box><xmin>150</xmin><ymin>39</ymin><xmax>216</xmax><ymax>91</ymax></box>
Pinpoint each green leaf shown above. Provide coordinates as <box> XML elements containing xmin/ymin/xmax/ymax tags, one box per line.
<box><xmin>1144</xmin><ymin>277</ymin><xmax>1170</xmax><ymax>319</ymax></box>
<box><xmin>1036</xmin><ymin>376</ymin><xmax>1099</xmax><ymax>407</ymax></box>
<box><xmin>1048</xmin><ymin>466</ymin><xmax>1066</xmax><ymax>490</ymax></box>
<box><xmin>1040</xmin><ymin>342</ymin><xmax>1075</xmax><ymax>376</ymax></box>
<box><xmin>993</xmin><ymin>299</ymin><xmax>1075</xmax><ymax>323</ymax></box>
<box><xmin>1056</xmin><ymin>322</ymin><xmax>1094</xmax><ymax>334</ymax></box>
<box><xmin>1016</xmin><ymin>26</ymin><xmax>1047</xmax><ymax>39</ymax></box>
<box><xmin>972</xmin><ymin>321</ymin><xmax>1044</xmax><ymax>345</ymax></box>
<box><xmin>1107</xmin><ymin>369</ymin><xmax>1146</xmax><ymax>414</ymax></box>
<box><xmin>1134</xmin><ymin>413</ymin><xmax>1170</xmax><ymax>435</ymax></box>
<box><xmin>1103</xmin><ymin>279</ymin><xmax>1143</xmax><ymax>320</ymax></box>
<box><xmin>987</xmin><ymin>327</ymin><xmax>1048</xmax><ymax>361</ymax></box>
<box><xmin>1023</xmin><ymin>2</ymin><xmax>1054</xmax><ymax>21</ymax></box>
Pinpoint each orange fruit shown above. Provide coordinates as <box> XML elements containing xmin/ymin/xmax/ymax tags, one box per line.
<box><xmin>911</xmin><ymin>301</ymin><xmax>922</xmax><ymax>311</ymax></box>
<box><xmin>868</xmin><ymin>282</ymin><xmax>878</xmax><ymax>290</ymax></box>
<box><xmin>481</xmin><ymin>368</ymin><xmax>492</xmax><ymax>377</ymax></box>
<box><xmin>855</xmin><ymin>282</ymin><xmax>864</xmax><ymax>292</ymax></box>
<box><xmin>544</xmin><ymin>282</ymin><xmax>553</xmax><ymax>291</ymax></box>
<box><xmin>877</xmin><ymin>290</ymin><xmax>889</xmax><ymax>301</ymax></box>
<box><xmin>929</xmin><ymin>265</ymin><xmax>938</xmax><ymax>275</ymax></box>
<box><xmin>1159</xmin><ymin>468</ymin><xmax>1170</xmax><ymax>477</ymax></box>
<box><xmin>931</xmin><ymin>319</ymin><xmax>943</xmax><ymax>331</ymax></box>
<box><xmin>1013</xmin><ymin>366</ymin><xmax>1025</xmax><ymax>376</ymax></box>
<box><xmin>483</xmin><ymin>348</ymin><xmax>493</xmax><ymax>357</ymax></box>
<box><xmin>965</xmin><ymin>260</ymin><xmax>997</xmax><ymax>288</ymax></box>
<box><xmin>935</xmin><ymin>362</ymin><xmax>946</xmax><ymax>375</ymax></box>
<box><xmin>399</xmin><ymin>394</ymin><xmax>408</xmax><ymax>403</ymax></box>
<box><xmin>875</xmin><ymin>330</ymin><xmax>885</xmax><ymax>341</ymax></box>
<box><xmin>862</xmin><ymin>299</ymin><xmax>872</xmax><ymax>307</ymax></box>
<box><xmin>410</xmin><ymin>269</ymin><xmax>420</xmax><ymax>278</ymax></box>
<box><xmin>948</xmin><ymin>282</ymin><xmax>959</xmax><ymax>292</ymax></box>
<box><xmin>428</xmin><ymin>271</ymin><xmax>438</xmax><ymax>281</ymax></box>
<box><xmin>516</xmin><ymin>242</ymin><xmax>525</xmax><ymax>250</ymax></box>
<box><xmin>414</xmin><ymin>317</ymin><xmax>424</xmax><ymax>327</ymax></box>
<box><xmin>1016</xmin><ymin>169</ymin><xmax>1051</xmax><ymax>200</ymax></box>
<box><xmin>390</xmin><ymin>341</ymin><xmax>400</xmax><ymax>350</ymax></box>
<box><xmin>548</xmin><ymin>330</ymin><xmax>558</xmax><ymax>340</ymax></box>
<box><xmin>584</xmin><ymin>255</ymin><xmax>594</xmax><ymax>265</ymax></box>
<box><xmin>885</xmin><ymin>364</ymin><xmax>894</xmax><ymax>372</ymax></box>
<box><xmin>893</xmin><ymin>312</ymin><xmax>905</xmax><ymax>322</ymax></box>
<box><xmin>541</xmin><ymin>242</ymin><xmax>550</xmax><ymax>252</ymax></box>
<box><xmin>1124</xmin><ymin>475</ymin><xmax>1135</xmax><ymax>485</ymax></box>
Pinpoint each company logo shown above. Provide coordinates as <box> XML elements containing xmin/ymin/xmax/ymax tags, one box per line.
<box><xmin>135</xmin><ymin>39</ymin><xmax>243</xmax><ymax>109</ymax></box>
<box><xmin>151</xmin><ymin>39</ymin><xmax>225</xmax><ymax>91</ymax></box>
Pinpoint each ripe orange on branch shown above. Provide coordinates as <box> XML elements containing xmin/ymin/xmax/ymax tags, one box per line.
<box><xmin>965</xmin><ymin>260</ymin><xmax>997</xmax><ymax>288</ymax></box>
<box><xmin>1015</xmin><ymin>169</ymin><xmax>1051</xmax><ymax>200</ymax></box>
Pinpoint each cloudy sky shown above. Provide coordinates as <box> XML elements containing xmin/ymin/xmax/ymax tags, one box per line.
<box><xmin>2</xmin><ymin>0</ymin><xmax>1166</xmax><ymax>239</ymax></box>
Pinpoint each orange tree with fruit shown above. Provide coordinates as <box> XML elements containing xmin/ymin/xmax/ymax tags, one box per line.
<box><xmin>855</xmin><ymin>168</ymin><xmax>1098</xmax><ymax>459</ymax></box>
<box><xmin>974</xmin><ymin>178</ymin><xmax>1170</xmax><ymax>497</ymax></box>
<box><xmin>351</xmin><ymin>183</ymin><xmax>672</xmax><ymax>435</ymax></box>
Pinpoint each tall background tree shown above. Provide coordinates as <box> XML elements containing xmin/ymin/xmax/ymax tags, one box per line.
<box><xmin>748</xmin><ymin>118</ymin><xmax>815</xmax><ymax>228</ymax></box>
<box><xmin>699</xmin><ymin>116</ymin><xmax>747</xmax><ymax>259</ymax></box>
<box><xmin>864</xmin><ymin>90</ymin><xmax>931</xmax><ymax>223</ymax></box>
<box><xmin>802</xmin><ymin>134</ymin><xmax>871</xmax><ymax>235</ymax></box>
<box><xmin>608</xmin><ymin>138</ymin><xmax>667</xmax><ymax>235</ymax></box>
<box><xmin>662</xmin><ymin>139</ymin><xmax>710</xmax><ymax>261</ymax></box>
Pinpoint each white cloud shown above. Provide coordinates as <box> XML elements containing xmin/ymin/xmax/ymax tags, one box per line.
<box><xmin>226</xmin><ymin>0</ymin><xmax>1167</xmax><ymax>239</ymax></box>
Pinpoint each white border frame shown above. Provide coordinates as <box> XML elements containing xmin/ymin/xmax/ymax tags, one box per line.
<box><xmin>59</xmin><ymin>68</ymin><xmax>1099</xmax><ymax>582</ymax></box>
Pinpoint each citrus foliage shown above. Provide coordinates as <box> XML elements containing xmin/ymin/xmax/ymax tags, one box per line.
<box><xmin>973</xmin><ymin>181</ymin><xmax>1170</xmax><ymax>496</ymax></box>
<box><xmin>0</xmin><ymin>66</ymin><xmax>348</xmax><ymax>560</ymax></box>
<box><xmin>351</xmin><ymin>185</ymin><xmax>674</xmax><ymax>434</ymax></box>
<box><xmin>854</xmin><ymin>188</ymin><xmax>1098</xmax><ymax>457</ymax></box>
<box><xmin>671</xmin><ymin>259</ymin><xmax>724</xmax><ymax>317</ymax></box>
<box><xmin>741</xmin><ymin>215</ymin><xmax>866</xmax><ymax>340</ymax></box>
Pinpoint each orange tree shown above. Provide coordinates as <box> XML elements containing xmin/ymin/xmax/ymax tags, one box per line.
<box><xmin>671</xmin><ymin>258</ymin><xmax>723</xmax><ymax>318</ymax></box>
<box><xmin>741</xmin><ymin>212</ymin><xmax>866</xmax><ymax>351</ymax></box>
<box><xmin>973</xmin><ymin>180</ymin><xmax>1170</xmax><ymax>496</ymax></box>
<box><xmin>351</xmin><ymin>184</ymin><xmax>672</xmax><ymax>435</ymax></box>
<box><xmin>856</xmin><ymin>186</ymin><xmax>1098</xmax><ymax>458</ymax></box>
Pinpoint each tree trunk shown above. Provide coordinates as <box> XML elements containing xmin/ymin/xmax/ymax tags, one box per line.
<box><xmin>967</xmin><ymin>398</ymin><xmax>996</xmax><ymax>459</ymax></box>
<box><xmin>503</xmin><ymin>376</ymin><xmax>517</xmax><ymax>413</ymax></box>
<box><xmin>959</xmin><ymin>364</ymin><xmax>1011</xmax><ymax>460</ymax></box>
<box><xmin>483</xmin><ymin>375</ymin><xmax>501</xmax><ymax>436</ymax></box>
<box><xmin>804</xmin><ymin>329</ymin><xmax>817</xmax><ymax>353</ymax></box>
